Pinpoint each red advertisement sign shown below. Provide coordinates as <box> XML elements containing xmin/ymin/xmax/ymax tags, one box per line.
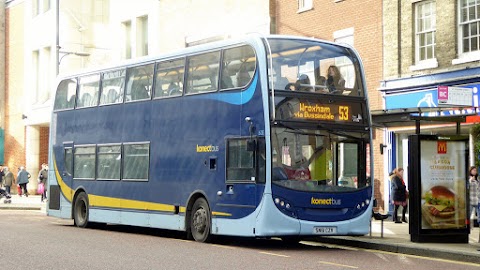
<box><xmin>437</xmin><ymin>141</ymin><xmax>447</xmax><ymax>154</ymax></box>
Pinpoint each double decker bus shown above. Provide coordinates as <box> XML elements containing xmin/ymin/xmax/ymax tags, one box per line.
<box><xmin>48</xmin><ymin>34</ymin><xmax>373</xmax><ymax>242</ymax></box>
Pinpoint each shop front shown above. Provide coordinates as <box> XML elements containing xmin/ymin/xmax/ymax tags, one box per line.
<box><xmin>374</xmin><ymin>67</ymin><xmax>480</xmax><ymax>215</ymax></box>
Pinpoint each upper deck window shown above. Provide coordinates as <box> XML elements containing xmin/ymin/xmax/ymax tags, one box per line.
<box><xmin>154</xmin><ymin>58</ymin><xmax>185</xmax><ymax>98</ymax></box>
<box><xmin>125</xmin><ymin>64</ymin><xmax>154</xmax><ymax>102</ymax></box>
<box><xmin>186</xmin><ymin>51</ymin><xmax>220</xmax><ymax>94</ymax></box>
<box><xmin>77</xmin><ymin>75</ymin><xmax>100</xmax><ymax>108</ymax></box>
<box><xmin>267</xmin><ymin>38</ymin><xmax>363</xmax><ymax>97</ymax></box>
<box><xmin>54</xmin><ymin>78</ymin><xmax>77</xmax><ymax>110</ymax></box>
<box><xmin>100</xmin><ymin>69</ymin><xmax>126</xmax><ymax>105</ymax></box>
<box><xmin>220</xmin><ymin>45</ymin><xmax>256</xmax><ymax>90</ymax></box>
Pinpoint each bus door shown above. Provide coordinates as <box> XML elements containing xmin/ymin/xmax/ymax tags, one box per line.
<box><xmin>216</xmin><ymin>137</ymin><xmax>264</xmax><ymax>217</ymax></box>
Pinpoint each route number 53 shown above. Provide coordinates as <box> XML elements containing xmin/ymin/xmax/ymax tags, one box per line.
<box><xmin>339</xmin><ymin>106</ymin><xmax>349</xmax><ymax>121</ymax></box>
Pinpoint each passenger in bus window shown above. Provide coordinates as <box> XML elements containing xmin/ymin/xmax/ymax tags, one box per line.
<box><xmin>326</xmin><ymin>65</ymin><xmax>345</xmax><ymax>94</ymax></box>
<box><xmin>295</xmin><ymin>74</ymin><xmax>312</xmax><ymax>92</ymax></box>
<box><xmin>236</xmin><ymin>65</ymin><xmax>251</xmax><ymax>87</ymax></box>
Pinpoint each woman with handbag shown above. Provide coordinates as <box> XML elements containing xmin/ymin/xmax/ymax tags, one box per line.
<box><xmin>37</xmin><ymin>163</ymin><xmax>48</xmax><ymax>202</ymax></box>
<box><xmin>391</xmin><ymin>167</ymin><xmax>408</xmax><ymax>223</ymax></box>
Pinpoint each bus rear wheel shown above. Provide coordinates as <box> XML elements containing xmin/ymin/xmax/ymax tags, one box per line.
<box><xmin>190</xmin><ymin>198</ymin><xmax>212</xmax><ymax>243</ymax></box>
<box><xmin>73</xmin><ymin>192</ymin><xmax>89</xmax><ymax>228</ymax></box>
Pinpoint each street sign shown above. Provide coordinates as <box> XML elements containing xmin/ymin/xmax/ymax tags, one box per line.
<box><xmin>437</xmin><ymin>86</ymin><xmax>472</xmax><ymax>106</ymax></box>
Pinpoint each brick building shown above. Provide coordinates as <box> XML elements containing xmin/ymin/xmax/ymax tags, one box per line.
<box><xmin>382</xmin><ymin>0</ymin><xmax>480</xmax><ymax>211</ymax></box>
<box><xmin>273</xmin><ymin>0</ymin><xmax>386</xmax><ymax>209</ymax></box>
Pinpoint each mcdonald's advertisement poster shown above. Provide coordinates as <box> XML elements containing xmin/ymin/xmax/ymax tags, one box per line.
<box><xmin>420</xmin><ymin>140</ymin><xmax>467</xmax><ymax>229</ymax></box>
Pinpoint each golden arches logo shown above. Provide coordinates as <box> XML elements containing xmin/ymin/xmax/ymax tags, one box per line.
<box><xmin>437</xmin><ymin>141</ymin><xmax>447</xmax><ymax>154</ymax></box>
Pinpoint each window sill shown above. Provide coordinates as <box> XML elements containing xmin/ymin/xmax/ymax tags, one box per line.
<box><xmin>297</xmin><ymin>7</ymin><xmax>313</xmax><ymax>13</ymax></box>
<box><xmin>452</xmin><ymin>52</ymin><xmax>480</xmax><ymax>65</ymax></box>
<box><xmin>409</xmin><ymin>59</ymin><xmax>438</xmax><ymax>71</ymax></box>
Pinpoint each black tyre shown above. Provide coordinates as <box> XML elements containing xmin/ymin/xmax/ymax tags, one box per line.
<box><xmin>190</xmin><ymin>198</ymin><xmax>212</xmax><ymax>242</ymax></box>
<box><xmin>73</xmin><ymin>192</ymin><xmax>89</xmax><ymax>228</ymax></box>
<box><xmin>281</xmin><ymin>236</ymin><xmax>302</xmax><ymax>245</ymax></box>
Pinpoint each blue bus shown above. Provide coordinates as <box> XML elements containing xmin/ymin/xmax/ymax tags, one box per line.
<box><xmin>48</xmin><ymin>34</ymin><xmax>373</xmax><ymax>242</ymax></box>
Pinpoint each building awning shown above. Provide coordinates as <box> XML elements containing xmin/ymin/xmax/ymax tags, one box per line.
<box><xmin>371</xmin><ymin>108</ymin><xmax>478</xmax><ymax>129</ymax></box>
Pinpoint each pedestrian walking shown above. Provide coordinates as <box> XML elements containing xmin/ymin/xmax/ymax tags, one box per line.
<box><xmin>391</xmin><ymin>167</ymin><xmax>408</xmax><ymax>223</ymax></box>
<box><xmin>2</xmin><ymin>166</ymin><xmax>15</xmax><ymax>195</ymax></box>
<box><xmin>38</xmin><ymin>163</ymin><xmax>48</xmax><ymax>202</ymax></box>
<box><xmin>0</xmin><ymin>165</ymin><xmax>4</xmax><ymax>188</ymax></box>
<box><xmin>469</xmin><ymin>166</ymin><xmax>480</xmax><ymax>227</ymax></box>
<box><xmin>17</xmin><ymin>166</ymin><xmax>31</xmax><ymax>197</ymax></box>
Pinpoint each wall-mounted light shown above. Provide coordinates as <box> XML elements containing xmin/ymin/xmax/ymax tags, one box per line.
<box><xmin>22</xmin><ymin>114</ymin><xmax>28</xmax><ymax>120</ymax></box>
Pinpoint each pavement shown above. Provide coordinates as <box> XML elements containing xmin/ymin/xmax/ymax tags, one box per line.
<box><xmin>1</xmin><ymin>196</ymin><xmax>480</xmax><ymax>264</ymax></box>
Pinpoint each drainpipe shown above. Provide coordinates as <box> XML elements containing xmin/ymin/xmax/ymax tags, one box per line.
<box><xmin>0</xmin><ymin>0</ymin><xmax>6</xmax><ymax>164</ymax></box>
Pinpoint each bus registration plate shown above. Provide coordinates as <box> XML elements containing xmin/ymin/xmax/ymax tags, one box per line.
<box><xmin>313</xmin><ymin>226</ymin><xmax>337</xmax><ymax>234</ymax></box>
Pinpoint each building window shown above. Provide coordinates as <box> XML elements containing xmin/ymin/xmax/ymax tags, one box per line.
<box><xmin>298</xmin><ymin>0</ymin><xmax>313</xmax><ymax>12</ymax></box>
<box><xmin>32</xmin><ymin>50</ymin><xmax>40</xmax><ymax>102</ymax></box>
<box><xmin>42</xmin><ymin>0</ymin><xmax>50</xmax><ymax>13</ymax></box>
<box><xmin>415</xmin><ymin>1</ymin><xmax>436</xmax><ymax>62</ymax></box>
<box><xmin>334</xmin><ymin>28</ymin><xmax>355</xmax><ymax>89</ymax></box>
<box><xmin>122</xmin><ymin>21</ymin><xmax>132</xmax><ymax>59</ymax></box>
<box><xmin>459</xmin><ymin>0</ymin><xmax>480</xmax><ymax>54</ymax></box>
<box><xmin>33</xmin><ymin>0</ymin><xmax>50</xmax><ymax>16</ymax></box>
<box><xmin>137</xmin><ymin>16</ymin><xmax>149</xmax><ymax>57</ymax></box>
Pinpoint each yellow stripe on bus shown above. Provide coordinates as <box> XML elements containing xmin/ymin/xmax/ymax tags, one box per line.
<box><xmin>53</xmin><ymin>154</ymin><xmax>231</xmax><ymax>216</ymax></box>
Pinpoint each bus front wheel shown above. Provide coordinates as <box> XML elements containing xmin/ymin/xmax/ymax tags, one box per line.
<box><xmin>73</xmin><ymin>192</ymin><xmax>89</xmax><ymax>228</ymax></box>
<box><xmin>190</xmin><ymin>198</ymin><xmax>212</xmax><ymax>243</ymax></box>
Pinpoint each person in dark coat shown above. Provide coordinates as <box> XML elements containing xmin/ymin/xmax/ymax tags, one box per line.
<box><xmin>38</xmin><ymin>163</ymin><xmax>48</xmax><ymax>202</ymax></box>
<box><xmin>391</xmin><ymin>167</ymin><xmax>408</xmax><ymax>223</ymax></box>
<box><xmin>17</xmin><ymin>166</ymin><xmax>31</xmax><ymax>197</ymax></box>
<box><xmin>3</xmin><ymin>167</ymin><xmax>15</xmax><ymax>194</ymax></box>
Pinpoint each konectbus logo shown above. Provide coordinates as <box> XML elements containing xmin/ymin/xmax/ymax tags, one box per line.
<box><xmin>196</xmin><ymin>145</ymin><xmax>219</xmax><ymax>153</ymax></box>
<box><xmin>311</xmin><ymin>197</ymin><xmax>342</xmax><ymax>205</ymax></box>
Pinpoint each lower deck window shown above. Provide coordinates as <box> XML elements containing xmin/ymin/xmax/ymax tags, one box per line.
<box><xmin>123</xmin><ymin>143</ymin><xmax>150</xmax><ymax>180</ymax></box>
<box><xmin>97</xmin><ymin>145</ymin><xmax>121</xmax><ymax>180</ymax></box>
<box><xmin>74</xmin><ymin>146</ymin><xmax>96</xmax><ymax>179</ymax></box>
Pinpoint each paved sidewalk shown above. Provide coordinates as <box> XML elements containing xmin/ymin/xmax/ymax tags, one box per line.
<box><xmin>0</xmin><ymin>194</ymin><xmax>45</xmax><ymax>210</ymax></box>
<box><xmin>316</xmin><ymin>219</ymin><xmax>480</xmax><ymax>264</ymax></box>
<box><xmin>1</xmin><ymin>197</ymin><xmax>480</xmax><ymax>264</ymax></box>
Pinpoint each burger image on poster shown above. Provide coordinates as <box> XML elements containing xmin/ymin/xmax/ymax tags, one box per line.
<box><xmin>421</xmin><ymin>185</ymin><xmax>464</xmax><ymax>229</ymax></box>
